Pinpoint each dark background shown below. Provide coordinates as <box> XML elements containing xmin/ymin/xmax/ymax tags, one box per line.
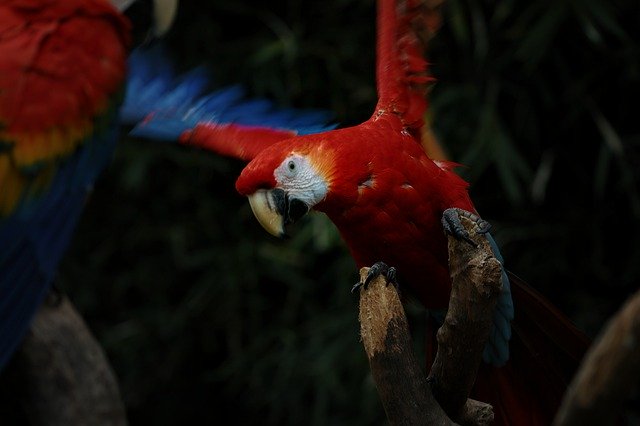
<box><xmin>53</xmin><ymin>0</ymin><xmax>640</xmax><ymax>424</ymax></box>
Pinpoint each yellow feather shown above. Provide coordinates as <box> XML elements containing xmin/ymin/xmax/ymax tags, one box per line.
<box><xmin>306</xmin><ymin>141</ymin><xmax>338</xmax><ymax>186</ymax></box>
<box><xmin>11</xmin><ymin>121</ymin><xmax>92</xmax><ymax>169</ymax></box>
<box><xmin>0</xmin><ymin>155</ymin><xmax>26</xmax><ymax>216</ymax></box>
<box><xmin>0</xmin><ymin>120</ymin><xmax>92</xmax><ymax>216</ymax></box>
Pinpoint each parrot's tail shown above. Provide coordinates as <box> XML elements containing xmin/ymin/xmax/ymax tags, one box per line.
<box><xmin>472</xmin><ymin>271</ymin><xmax>590</xmax><ymax>425</ymax></box>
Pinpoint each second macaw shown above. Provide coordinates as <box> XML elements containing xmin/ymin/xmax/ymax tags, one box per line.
<box><xmin>0</xmin><ymin>0</ymin><xmax>331</xmax><ymax>373</ymax></box>
<box><xmin>134</xmin><ymin>0</ymin><xmax>590</xmax><ymax>424</ymax></box>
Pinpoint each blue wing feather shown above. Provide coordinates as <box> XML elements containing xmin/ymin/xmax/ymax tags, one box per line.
<box><xmin>0</xmin><ymin>242</ymin><xmax>42</xmax><ymax>352</ymax></box>
<box><xmin>0</xmin><ymin>141</ymin><xmax>107</xmax><ymax>369</ymax></box>
<box><xmin>125</xmin><ymin>46</ymin><xmax>336</xmax><ymax>142</ymax></box>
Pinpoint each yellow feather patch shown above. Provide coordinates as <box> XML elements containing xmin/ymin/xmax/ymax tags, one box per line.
<box><xmin>0</xmin><ymin>120</ymin><xmax>93</xmax><ymax>216</ymax></box>
<box><xmin>8</xmin><ymin>120</ymin><xmax>93</xmax><ymax>169</ymax></box>
<box><xmin>0</xmin><ymin>155</ymin><xmax>26</xmax><ymax>216</ymax></box>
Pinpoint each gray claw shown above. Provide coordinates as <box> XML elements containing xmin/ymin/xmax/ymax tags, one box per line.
<box><xmin>442</xmin><ymin>208</ymin><xmax>491</xmax><ymax>247</ymax></box>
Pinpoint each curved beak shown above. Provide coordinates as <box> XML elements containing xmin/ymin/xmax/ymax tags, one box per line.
<box><xmin>247</xmin><ymin>189</ymin><xmax>309</xmax><ymax>238</ymax></box>
<box><xmin>152</xmin><ymin>0</ymin><xmax>179</xmax><ymax>37</ymax></box>
<box><xmin>110</xmin><ymin>0</ymin><xmax>178</xmax><ymax>38</ymax></box>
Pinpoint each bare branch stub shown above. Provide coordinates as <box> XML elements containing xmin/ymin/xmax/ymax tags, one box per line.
<box><xmin>9</xmin><ymin>294</ymin><xmax>127</xmax><ymax>426</ymax></box>
<box><xmin>553</xmin><ymin>288</ymin><xmax>640</xmax><ymax>426</ymax></box>
<box><xmin>358</xmin><ymin>268</ymin><xmax>456</xmax><ymax>425</ymax></box>
<box><xmin>428</xmin><ymin>213</ymin><xmax>502</xmax><ymax>424</ymax></box>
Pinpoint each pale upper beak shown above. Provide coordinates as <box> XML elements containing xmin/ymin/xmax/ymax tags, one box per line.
<box><xmin>110</xmin><ymin>0</ymin><xmax>179</xmax><ymax>37</ymax></box>
<box><xmin>247</xmin><ymin>190</ymin><xmax>286</xmax><ymax>238</ymax></box>
<box><xmin>152</xmin><ymin>0</ymin><xmax>179</xmax><ymax>37</ymax></box>
<box><xmin>247</xmin><ymin>189</ymin><xmax>309</xmax><ymax>238</ymax></box>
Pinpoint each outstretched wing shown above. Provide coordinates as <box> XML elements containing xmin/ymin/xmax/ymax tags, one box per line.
<box><xmin>374</xmin><ymin>0</ymin><xmax>433</xmax><ymax>138</ymax></box>
<box><xmin>0</xmin><ymin>0</ymin><xmax>130</xmax><ymax>370</ymax></box>
<box><xmin>127</xmin><ymin>46</ymin><xmax>335</xmax><ymax>162</ymax></box>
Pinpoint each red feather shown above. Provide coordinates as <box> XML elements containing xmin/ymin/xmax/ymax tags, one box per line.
<box><xmin>0</xmin><ymin>0</ymin><xmax>129</xmax><ymax>134</ymax></box>
<box><xmin>180</xmin><ymin>123</ymin><xmax>297</xmax><ymax>162</ymax></box>
<box><xmin>0</xmin><ymin>0</ymin><xmax>130</xmax><ymax>215</ymax></box>
<box><xmin>375</xmin><ymin>0</ymin><xmax>433</xmax><ymax>134</ymax></box>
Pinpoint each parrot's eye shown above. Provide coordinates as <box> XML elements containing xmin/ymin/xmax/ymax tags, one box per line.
<box><xmin>277</xmin><ymin>155</ymin><xmax>304</xmax><ymax>181</ymax></box>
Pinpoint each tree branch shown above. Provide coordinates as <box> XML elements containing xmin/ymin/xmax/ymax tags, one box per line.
<box><xmin>428</xmin><ymin>213</ymin><xmax>502</xmax><ymax>424</ymax></box>
<box><xmin>356</xmin><ymin>210</ymin><xmax>500</xmax><ymax>425</ymax></box>
<box><xmin>553</xmin><ymin>288</ymin><xmax>640</xmax><ymax>426</ymax></box>
<box><xmin>8</xmin><ymin>293</ymin><xmax>127</xmax><ymax>426</ymax></box>
<box><xmin>358</xmin><ymin>268</ymin><xmax>456</xmax><ymax>425</ymax></box>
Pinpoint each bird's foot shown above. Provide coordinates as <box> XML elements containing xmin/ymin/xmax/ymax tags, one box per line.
<box><xmin>441</xmin><ymin>208</ymin><xmax>491</xmax><ymax>247</ymax></box>
<box><xmin>352</xmin><ymin>261</ymin><xmax>398</xmax><ymax>293</ymax></box>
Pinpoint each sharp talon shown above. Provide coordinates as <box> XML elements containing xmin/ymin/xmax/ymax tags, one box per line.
<box><xmin>362</xmin><ymin>262</ymin><xmax>399</xmax><ymax>290</ymax></box>
<box><xmin>363</xmin><ymin>273</ymin><xmax>375</xmax><ymax>289</ymax></box>
<box><xmin>365</xmin><ymin>262</ymin><xmax>384</xmax><ymax>288</ymax></box>
<box><xmin>351</xmin><ymin>282</ymin><xmax>363</xmax><ymax>293</ymax></box>
<box><xmin>386</xmin><ymin>267</ymin><xmax>397</xmax><ymax>287</ymax></box>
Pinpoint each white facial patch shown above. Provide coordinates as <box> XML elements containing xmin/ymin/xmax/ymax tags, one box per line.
<box><xmin>274</xmin><ymin>154</ymin><xmax>328</xmax><ymax>208</ymax></box>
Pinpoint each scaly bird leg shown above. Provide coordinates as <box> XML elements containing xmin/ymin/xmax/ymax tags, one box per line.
<box><xmin>441</xmin><ymin>208</ymin><xmax>491</xmax><ymax>248</ymax></box>
<box><xmin>351</xmin><ymin>261</ymin><xmax>398</xmax><ymax>293</ymax></box>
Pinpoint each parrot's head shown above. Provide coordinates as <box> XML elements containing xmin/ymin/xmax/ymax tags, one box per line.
<box><xmin>235</xmin><ymin>138</ymin><xmax>338</xmax><ymax>238</ymax></box>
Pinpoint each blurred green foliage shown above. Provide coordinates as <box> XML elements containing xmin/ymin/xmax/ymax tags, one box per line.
<box><xmin>54</xmin><ymin>0</ymin><xmax>640</xmax><ymax>424</ymax></box>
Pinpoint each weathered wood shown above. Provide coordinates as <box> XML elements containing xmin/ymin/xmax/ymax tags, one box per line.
<box><xmin>553</xmin><ymin>288</ymin><xmax>640</xmax><ymax>426</ymax></box>
<box><xmin>358</xmin><ymin>268</ymin><xmax>456</xmax><ymax>426</ymax></box>
<box><xmin>459</xmin><ymin>398</ymin><xmax>494</xmax><ymax>426</ymax></box>
<box><xmin>428</xmin><ymin>213</ymin><xmax>502</xmax><ymax>425</ymax></box>
<box><xmin>8</xmin><ymin>293</ymin><xmax>127</xmax><ymax>426</ymax></box>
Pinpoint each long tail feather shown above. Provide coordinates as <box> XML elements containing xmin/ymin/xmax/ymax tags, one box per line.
<box><xmin>472</xmin><ymin>272</ymin><xmax>591</xmax><ymax>425</ymax></box>
<box><xmin>0</xmin><ymin>174</ymin><xmax>90</xmax><ymax>370</ymax></box>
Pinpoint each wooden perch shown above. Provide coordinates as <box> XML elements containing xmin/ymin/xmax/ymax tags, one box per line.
<box><xmin>429</xmin><ymin>213</ymin><xmax>502</xmax><ymax>425</ymax></box>
<box><xmin>358</xmin><ymin>268</ymin><xmax>456</xmax><ymax>425</ymax></box>
<box><xmin>553</xmin><ymin>288</ymin><xmax>640</xmax><ymax>426</ymax></box>
<box><xmin>357</xmin><ymin>211</ymin><xmax>501</xmax><ymax>425</ymax></box>
<box><xmin>8</xmin><ymin>293</ymin><xmax>127</xmax><ymax>426</ymax></box>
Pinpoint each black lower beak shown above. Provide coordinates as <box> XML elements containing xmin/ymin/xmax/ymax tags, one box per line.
<box><xmin>272</xmin><ymin>189</ymin><xmax>309</xmax><ymax>225</ymax></box>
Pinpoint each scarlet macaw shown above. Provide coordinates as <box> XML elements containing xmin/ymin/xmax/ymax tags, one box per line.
<box><xmin>133</xmin><ymin>0</ymin><xmax>590</xmax><ymax>424</ymax></box>
<box><xmin>0</xmin><ymin>0</ymin><xmax>331</xmax><ymax>371</ymax></box>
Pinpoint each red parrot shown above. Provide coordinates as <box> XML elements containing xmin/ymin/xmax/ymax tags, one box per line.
<box><xmin>134</xmin><ymin>0</ymin><xmax>590</xmax><ymax>423</ymax></box>
<box><xmin>0</xmin><ymin>0</ymin><xmax>330</xmax><ymax>373</ymax></box>
<box><xmin>0</xmin><ymin>0</ymin><xmax>132</xmax><ymax>371</ymax></box>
